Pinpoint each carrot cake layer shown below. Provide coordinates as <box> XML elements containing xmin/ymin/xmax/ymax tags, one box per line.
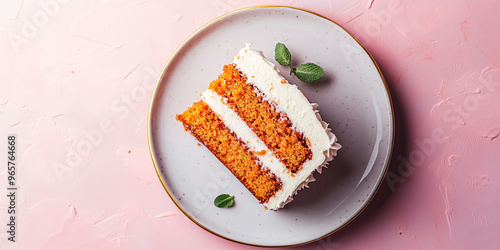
<box><xmin>176</xmin><ymin>101</ymin><xmax>282</xmax><ymax>203</ymax></box>
<box><xmin>177</xmin><ymin>44</ymin><xmax>341</xmax><ymax>210</ymax></box>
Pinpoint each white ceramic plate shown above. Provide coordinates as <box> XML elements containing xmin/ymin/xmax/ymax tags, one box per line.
<box><xmin>148</xmin><ymin>6</ymin><xmax>394</xmax><ymax>247</ymax></box>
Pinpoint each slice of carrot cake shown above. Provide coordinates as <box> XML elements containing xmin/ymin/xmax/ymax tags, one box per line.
<box><xmin>176</xmin><ymin>44</ymin><xmax>340</xmax><ymax>210</ymax></box>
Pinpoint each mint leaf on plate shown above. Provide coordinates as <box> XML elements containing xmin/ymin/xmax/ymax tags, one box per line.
<box><xmin>275</xmin><ymin>43</ymin><xmax>291</xmax><ymax>66</ymax></box>
<box><xmin>294</xmin><ymin>63</ymin><xmax>324</xmax><ymax>83</ymax></box>
<box><xmin>214</xmin><ymin>194</ymin><xmax>234</xmax><ymax>208</ymax></box>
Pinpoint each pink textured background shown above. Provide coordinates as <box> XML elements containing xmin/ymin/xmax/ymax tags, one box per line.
<box><xmin>1</xmin><ymin>0</ymin><xmax>499</xmax><ymax>249</ymax></box>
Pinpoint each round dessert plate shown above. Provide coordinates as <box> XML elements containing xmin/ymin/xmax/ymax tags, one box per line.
<box><xmin>148</xmin><ymin>6</ymin><xmax>394</xmax><ymax>247</ymax></box>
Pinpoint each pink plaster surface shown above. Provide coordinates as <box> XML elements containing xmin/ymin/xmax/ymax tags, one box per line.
<box><xmin>1</xmin><ymin>0</ymin><xmax>499</xmax><ymax>249</ymax></box>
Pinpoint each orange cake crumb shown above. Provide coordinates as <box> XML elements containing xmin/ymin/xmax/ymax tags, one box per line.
<box><xmin>256</xmin><ymin>150</ymin><xmax>266</xmax><ymax>156</ymax></box>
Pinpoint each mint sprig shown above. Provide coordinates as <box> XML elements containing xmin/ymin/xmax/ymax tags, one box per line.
<box><xmin>214</xmin><ymin>194</ymin><xmax>234</xmax><ymax>208</ymax></box>
<box><xmin>274</xmin><ymin>43</ymin><xmax>324</xmax><ymax>83</ymax></box>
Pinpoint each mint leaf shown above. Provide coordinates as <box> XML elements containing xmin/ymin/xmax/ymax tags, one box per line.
<box><xmin>294</xmin><ymin>63</ymin><xmax>324</xmax><ymax>83</ymax></box>
<box><xmin>275</xmin><ymin>43</ymin><xmax>291</xmax><ymax>66</ymax></box>
<box><xmin>214</xmin><ymin>194</ymin><xmax>234</xmax><ymax>208</ymax></box>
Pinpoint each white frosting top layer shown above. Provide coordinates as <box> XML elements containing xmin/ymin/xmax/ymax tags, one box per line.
<box><xmin>203</xmin><ymin>44</ymin><xmax>340</xmax><ymax>210</ymax></box>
